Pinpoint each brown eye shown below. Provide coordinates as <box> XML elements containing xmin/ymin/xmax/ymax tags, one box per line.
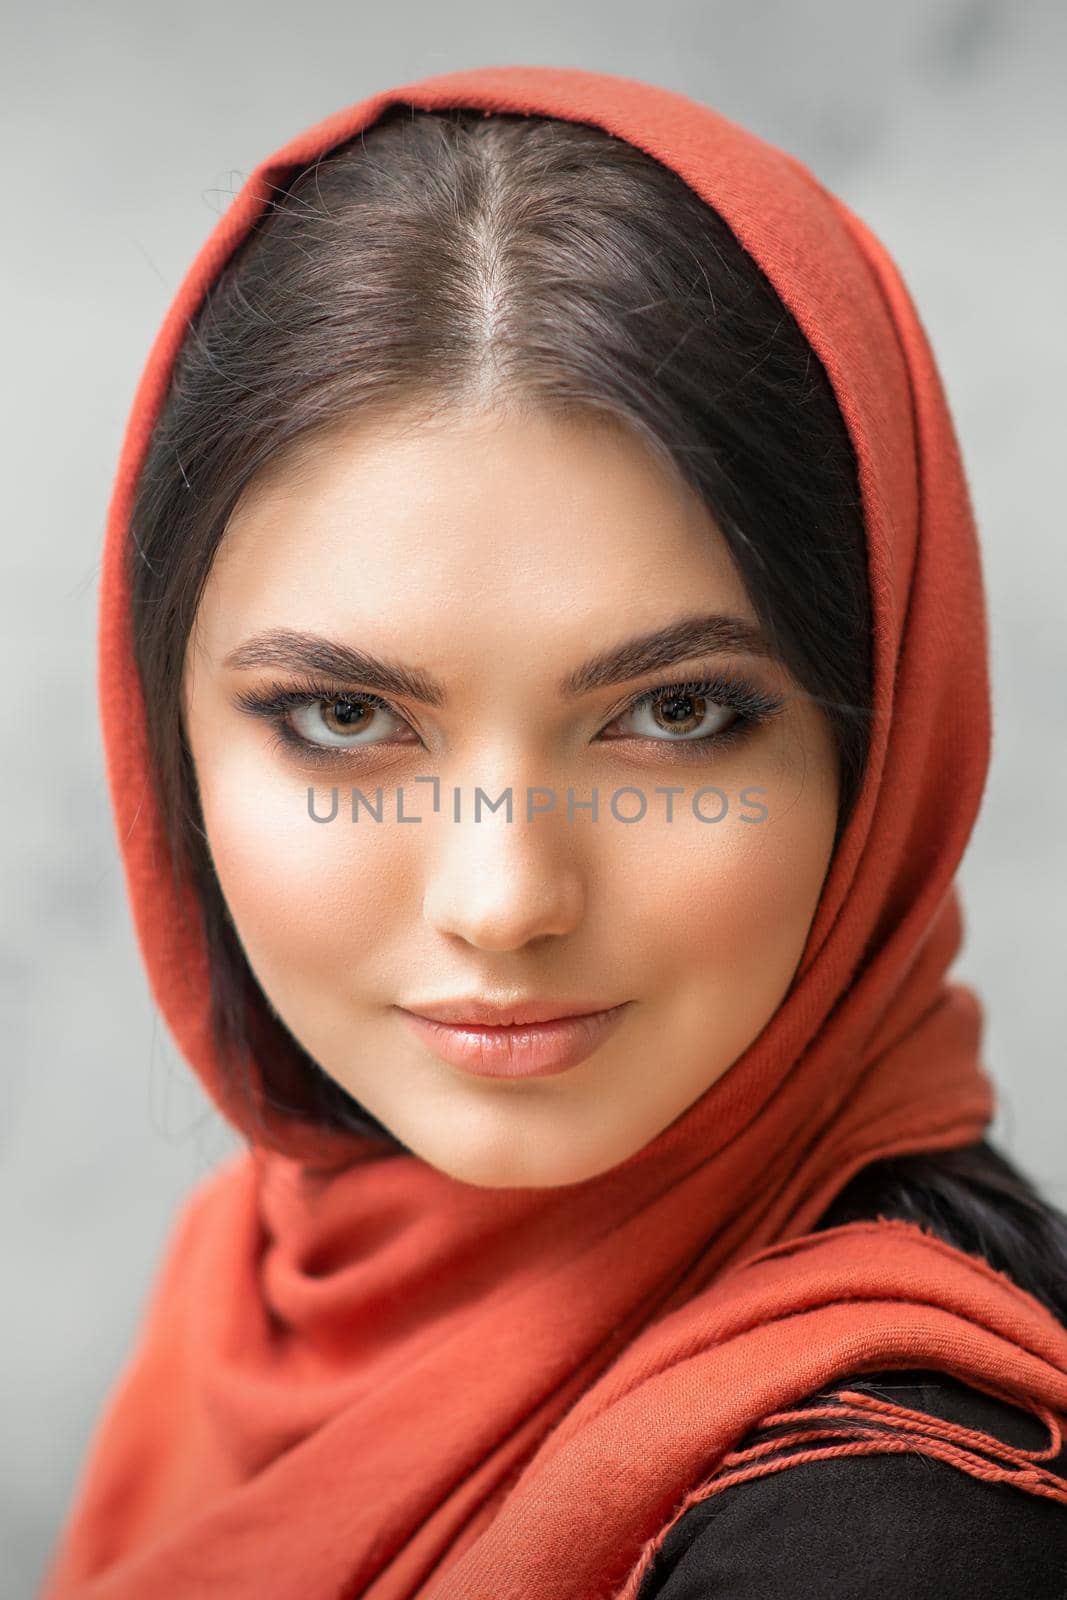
<box><xmin>612</xmin><ymin>686</ymin><xmax>735</xmax><ymax>743</ymax></box>
<box><xmin>289</xmin><ymin>696</ymin><xmax>412</xmax><ymax>748</ymax></box>
<box><xmin>321</xmin><ymin>698</ymin><xmax>370</xmax><ymax>735</ymax></box>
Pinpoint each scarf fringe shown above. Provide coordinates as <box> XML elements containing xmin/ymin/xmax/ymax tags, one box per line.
<box><xmin>614</xmin><ymin>1385</ymin><xmax>1067</xmax><ymax>1600</ymax></box>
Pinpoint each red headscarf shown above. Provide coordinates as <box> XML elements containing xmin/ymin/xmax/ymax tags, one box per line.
<box><xmin>43</xmin><ymin>64</ymin><xmax>1067</xmax><ymax>1600</ymax></box>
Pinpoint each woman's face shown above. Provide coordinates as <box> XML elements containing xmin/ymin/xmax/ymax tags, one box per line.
<box><xmin>182</xmin><ymin>405</ymin><xmax>839</xmax><ymax>1189</ymax></box>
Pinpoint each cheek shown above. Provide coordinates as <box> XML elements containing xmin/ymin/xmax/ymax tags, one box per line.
<box><xmin>194</xmin><ymin>741</ymin><xmax>408</xmax><ymax>997</ymax></box>
<box><xmin>619</xmin><ymin>776</ymin><xmax>836</xmax><ymax>1055</ymax></box>
<box><xmin>626</xmin><ymin>817</ymin><xmax>825</xmax><ymax>970</ymax></box>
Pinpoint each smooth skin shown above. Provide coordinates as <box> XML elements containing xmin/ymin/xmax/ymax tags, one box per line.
<box><xmin>181</xmin><ymin>403</ymin><xmax>840</xmax><ymax>1189</ymax></box>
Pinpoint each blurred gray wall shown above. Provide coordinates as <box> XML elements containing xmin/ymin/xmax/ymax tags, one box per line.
<box><xmin>3</xmin><ymin>1</ymin><xmax>1065</xmax><ymax>1592</ymax></box>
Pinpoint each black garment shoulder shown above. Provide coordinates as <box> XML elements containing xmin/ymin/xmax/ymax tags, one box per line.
<box><xmin>634</xmin><ymin>1155</ymin><xmax>1067</xmax><ymax>1600</ymax></box>
<box><xmin>634</xmin><ymin>1365</ymin><xmax>1067</xmax><ymax>1599</ymax></box>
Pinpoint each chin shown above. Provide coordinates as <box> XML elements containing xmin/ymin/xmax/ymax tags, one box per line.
<box><xmin>423</xmin><ymin>1122</ymin><xmax>636</xmax><ymax>1192</ymax></box>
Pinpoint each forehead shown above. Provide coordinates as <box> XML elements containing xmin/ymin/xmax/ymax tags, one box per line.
<box><xmin>191</xmin><ymin>407</ymin><xmax>754</xmax><ymax>681</ymax></box>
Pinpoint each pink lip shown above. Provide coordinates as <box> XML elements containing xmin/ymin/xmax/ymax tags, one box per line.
<box><xmin>396</xmin><ymin>1002</ymin><xmax>632</xmax><ymax>1078</ymax></box>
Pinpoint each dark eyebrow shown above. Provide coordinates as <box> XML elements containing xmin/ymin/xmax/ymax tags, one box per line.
<box><xmin>221</xmin><ymin>613</ymin><xmax>776</xmax><ymax>706</ymax></box>
<box><xmin>222</xmin><ymin>630</ymin><xmax>448</xmax><ymax>706</ymax></box>
<box><xmin>559</xmin><ymin>612</ymin><xmax>776</xmax><ymax>697</ymax></box>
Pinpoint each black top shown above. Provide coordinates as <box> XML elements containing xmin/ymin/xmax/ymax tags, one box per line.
<box><xmin>631</xmin><ymin>1142</ymin><xmax>1067</xmax><ymax>1600</ymax></box>
<box><xmin>634</xmin><ymin>1363</ymin><xmax>1067</xmax><ymax>1598</ymax></box>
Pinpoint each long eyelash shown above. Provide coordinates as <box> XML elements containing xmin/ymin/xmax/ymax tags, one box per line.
<box><xmin>620</xmin><ymin>674</ymin><xmax>785</xmax><ymax>753</ymax></box>
<box><xmin>232</xmin><ymin>675</ymin><xmax>395</xmax><ymax>721</ymax></box>
<box><xmin>231</xmin><ymin>675</ymin><xmax>397</xmax><ymax>765</ymax></box>
<box><xmin>231</xmin><ymin>670</ymin><xmax>786</xmax><ymax>763</ymax></box>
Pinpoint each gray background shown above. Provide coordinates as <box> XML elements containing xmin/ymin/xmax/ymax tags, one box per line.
<box><xmin>3</xmin><ymin>1</ymin><xmax>1065</xmax><ymax>1593</ymax></box>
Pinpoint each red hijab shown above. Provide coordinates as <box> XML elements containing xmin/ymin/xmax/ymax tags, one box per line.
<box><xmin>43</xmin><ymin>64</ymin><xmax>1067</xmax><ymax>1600</ymax></box>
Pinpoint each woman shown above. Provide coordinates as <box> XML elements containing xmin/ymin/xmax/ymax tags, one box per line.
<box><xmin>42</xmin><ymin>64</ymin><xmax>1067</xmax><ymax>1599</ymax></box>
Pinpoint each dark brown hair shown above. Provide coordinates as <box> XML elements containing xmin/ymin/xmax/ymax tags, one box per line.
<box><xmin>127</xmin><ymin>106</ymin><xmax>1066</xmax><ymax>1320</ymax></box>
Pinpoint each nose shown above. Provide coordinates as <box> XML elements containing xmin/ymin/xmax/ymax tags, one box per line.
<box><xmin>421</xmin><ymin>807</ymin><xmax>586</xmax><ymax>953</ymax></box>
